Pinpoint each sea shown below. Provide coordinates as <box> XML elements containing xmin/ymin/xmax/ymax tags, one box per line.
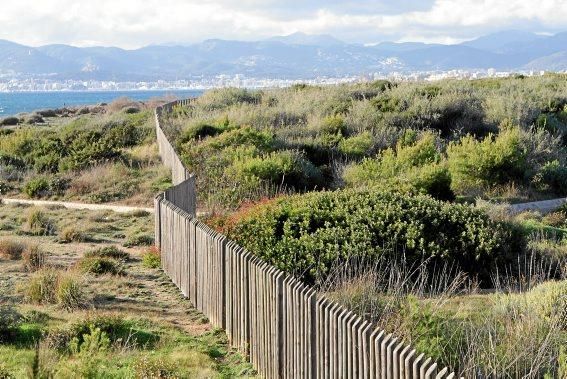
<box><xmin>0</xmin><ymin>90</ymin><xmax>204</xmax><ymax>117</ymax></box>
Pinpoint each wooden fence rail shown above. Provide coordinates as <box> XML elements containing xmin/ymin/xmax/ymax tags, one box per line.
<box><xmin>154</xmin><ymin>100</ymin><xmax>457</xmax><ymax>378</ymax></box>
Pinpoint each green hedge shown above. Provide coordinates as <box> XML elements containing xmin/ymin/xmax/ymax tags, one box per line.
<box><xmin>227</xmin><ymin>189</ymin><xmax>522</xmax><ymax>284</ymax></box>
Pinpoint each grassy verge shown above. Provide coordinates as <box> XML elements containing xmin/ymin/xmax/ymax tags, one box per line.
<box><xmin>0</xmin><ymin>202</ymin><xmax>254</xmax><ymax>378</ymax></box>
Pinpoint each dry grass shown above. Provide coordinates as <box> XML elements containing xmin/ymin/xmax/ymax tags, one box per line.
<box><xmin>0</xmin><ymin>239</ymin><xmax>25</xmax><ymax>260</ymax></box>
<box><xmin>22</xmin><ymin>245</ymin><xmax>48</xmax><ymax>272</ymax></box>
<box><xmin>322</xmin><ymin>258</ymin><xmax>566</xmax><ymax>377</ymax></box>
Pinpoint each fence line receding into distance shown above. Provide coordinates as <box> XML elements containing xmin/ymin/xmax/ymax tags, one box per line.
<box><xmin>154</xmin><ymin>99</ymin><xmax>457</xmax><ymax>379</ymax></box>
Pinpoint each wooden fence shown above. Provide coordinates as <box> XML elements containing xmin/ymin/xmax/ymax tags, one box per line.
<box><xmin>154</xmin><ymin>100</ymin><xmax>457</xmax><ymax>379</ymax></box>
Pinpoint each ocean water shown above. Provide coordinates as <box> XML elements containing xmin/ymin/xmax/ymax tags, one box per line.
<box><xmin>0</xmin><ymin>90</ymin><xmax>204</xmax><ymax>117</ymax></box>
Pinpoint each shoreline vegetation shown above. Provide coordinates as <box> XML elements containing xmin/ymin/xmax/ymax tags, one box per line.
<box><xmin>0</xmin><ymin>97</ymin><xmax>174</xmax><ymax>207</ymax></box>
<box><xmin>166</xmin><ymin>76</ymin><xmax>566</xmax><ymax>377</ymax></box>
<box><xmin>1</xmin><ymin>76</ymin><xmax>566</xmax><ymax>376</ymax></box>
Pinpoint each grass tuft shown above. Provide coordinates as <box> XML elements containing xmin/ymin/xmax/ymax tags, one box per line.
<box><xmin>58</xmin><ymin>227</ymin><xmax>88</xmax><ymax>243</ymax></box>
<box><xmin>77</xmin><ymin>257</ymin><xmax>125</xmax><ymax>276</ymax></box>
<box><xmin>22</xmin><ymin>245</ymin><xmax>48</xmax><ymax>272</ymax></box>
<box><xmin>22</xmin><ymin>208</ymin><xmax>56</xmax><ymax>236</ymax></box>
<box><xmin>22</xmin><ymin>269</ymin><xmax>87</xmax><ymax>310</ymax></box>
<box><xmin>0</xmin><ymin>239</ymin><xmax>25</xmax><ymax>260</ymax></box>
<box><xmin>84</xmin><ymin>246</ymin><xmax>129</xmax><ymax>262</ymax></box>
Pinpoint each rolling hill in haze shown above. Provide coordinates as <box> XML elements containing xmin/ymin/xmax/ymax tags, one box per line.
<box><xmin>1</xmin><ymin>31</ymin><xmax>566</xmax><ymax>81</ymax></box>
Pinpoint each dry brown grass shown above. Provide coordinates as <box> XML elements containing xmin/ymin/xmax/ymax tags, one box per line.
<box><xmin>22</xmin><ymin>245</ymin><xmax>48</xmax><ymax>272</ymax></box>
<box><xmin>0</xmin><ymin>239</ymin><xmax>26</xmax><ymax>260</ymax></box>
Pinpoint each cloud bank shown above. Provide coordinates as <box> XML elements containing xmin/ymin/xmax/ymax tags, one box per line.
<box><xmin>1</xmin><ymin>0</ymin><xmax>566</xmax><ymax>48</ymax></box>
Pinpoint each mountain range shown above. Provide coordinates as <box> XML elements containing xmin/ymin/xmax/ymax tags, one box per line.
<box><xmin>0</xmin><ymin>30</ymin><xmax>566</xmax><ymax>81</ymax></box>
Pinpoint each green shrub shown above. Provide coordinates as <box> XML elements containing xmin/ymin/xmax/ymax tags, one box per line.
<box><xmin>230</xmin><ymin>150</ymin><xmax>323</xmax><ymax>190</ymax></box>
<box><xmin>532</xmin><ymin>160</ymin><xmax>567</xmax><ymax>194</ymax></box>
<box><xmin>0</xmin><ymin>306</ymin><xmax>22</xmax><ymax>343</ymax></box>
<box><xmin>142</xmin><ymin>247</ymin><xmax>161</xmax><ymax>269</ymax></box>
<box><xmin>23</xmin><ymin>176</ymin><xmax>68</xmax><ymax>197</ymax></box>
<box><xmin>77</xmin><ymin>257</ymin><xmax>125</xmax><ymax>276</ymax></box>
<box><xmin>66</xmin><ymin>314</ymin><xmax>159</xmax><ymax>350</ymax></box>
<box><xmin>0</xmin><ymin>117</ymin><xmax>19</xmax><ymax>126</ymax></box>
<box><xmin>227</xmin><ymin>189</ymin><xmax>520</xmax><ymax>284</ymax></box>
<box><xmin>343</xmin><ymin>133</ymin><xmax>453</xmax><ymax>200</ymax></box>
<box><xmin>124</xmin><ymin>234</ymin><xmax>154</xmax><ymax>248</ymax></box>
<box><xmin>84</xmin><ymin>246</ymin><xmax>130</xmax><ymax>261</ymax></box>
<box><xmin>180</xmin><ymin>120</ymin><xmax>234</xmax><ymax>142</ymax></box>
<box><xmin>338</xmin><ymin>132</ymin><xmax>373</xmax><ymax>158</ymax></box>
<box><xmin>23</xmin><ymin>177</ymin><xmax>50</xmax><ymax>198</ymax></box>
<box><xmin>447</xmin><ymin>127</ymin><xmax>527</xmax><ymax>193</ymax></box>
<box><xmin>0</xmin><ymin>239</ymin><xmax>25</xmax><ymax>260</ymax></box>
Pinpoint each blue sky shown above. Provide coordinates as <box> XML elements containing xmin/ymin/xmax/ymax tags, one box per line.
<box><xmin>1</xmin><ymin>0</ymin><xmax>566</xmax><ymax>48</ymax></box>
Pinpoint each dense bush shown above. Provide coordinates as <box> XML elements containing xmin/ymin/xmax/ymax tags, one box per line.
<box><xmin>23</xmin><ymin>177</ymin><xmax>50</xmax><ymax>198</ymax></box>
<box><xmin>447</xmin><ymin>127</ymin><xmax>528</xmax><ymax>192</ymax></box>
<box><xmin>343</xmin><ymin>132</ymin><xmax>454</xmax><ymax>200</ymax></box>
<box><xmin>142</xmin><ymin>247</ymin><xmax>161</xmax><ymax>269</ymax></box>
<box><xmin>0</xmin><ymin>111</ymin><xmax>153</xmax><ymax>177</ymax></box>
<box><xmin>225</xmin><ymin>189</ymin><xmax>521</xmax><ymax>284</ymax></box>
<box><xmin>0</xmin><ymin>117</ymin><xmax>19</xmax><ymax>126</ymax></box>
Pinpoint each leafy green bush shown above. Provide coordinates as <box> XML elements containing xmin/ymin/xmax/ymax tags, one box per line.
<box><xmin>338</xmin><ymin>132</ymin><xmax>373</xmax><ymax>158</ymax></box>
<box><xmin>23</xmin><ymin>177</ymin><xmax>50</xmax><ymax>198</ymax></box>
<box><xmin>180</xmin><ymin>118</ymin><xmax>235</xmax><ymax>142</ymax></box>
<box><xmin>227</xmin><ymin>189</ymin><xmax>521</xmax><ymax>284</ymax></box>
<box><xmin>343</xmin><ymin>133</ymin><xmax>454</xmax><ymax>200</ymax></box>
<box><xmin>142</xmin><ymin>247</ymin><xmax>161</xmax><ymax>269</ymax></box>
<box><xmin>532</xmin><ymin>160</ymin><xmax>567</xmax><ymax>194</ymax></box>
<box><xmin>447</xmin><ymin>127</ymin><xmax>527</xmax><ymax>193</ymax></box>
<box><xmin>68</xmin><ymin>314</ymin><xmax>159</xmax><ymax>350</ymax></box>
<box><xmin>230</xmin><ymin>150</ymin><xmax>323</xmax><ymax>189</ymax></box>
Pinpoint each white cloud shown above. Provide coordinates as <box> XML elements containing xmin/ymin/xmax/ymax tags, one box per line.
<box><xmin>0</xmin><ymin>0</ymin><xmax>565</xmax><ymax>48</ymax></box>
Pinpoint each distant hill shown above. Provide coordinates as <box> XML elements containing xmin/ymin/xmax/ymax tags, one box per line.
<box><xmin>0</xmin><ymin>30</ymin><xmax>566</xmax><ymax>81</ymax></box>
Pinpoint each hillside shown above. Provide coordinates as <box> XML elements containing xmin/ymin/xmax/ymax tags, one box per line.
<box><xmin>1</xmin><ymin>30</ymin><xmax>567</xmax><ymax>80</ymax></box>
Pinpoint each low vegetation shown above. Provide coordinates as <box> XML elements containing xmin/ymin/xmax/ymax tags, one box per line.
<box><xmin>179</xmin><ymin>78</ymin><xmax>566</xmax><ymax>376</ymax></box>
<box><xmin>165</xmin><ymin>75</ymin><xmax>567</xmax><ymax>209</ymax></box>
<box><xmin>0</xmin><ymin>99</ymin><xmax>171</xmax><ymax>207</ymax></box>
<box><xmin>212</xmin><ymin>189</ymin><xmax>522</xmax><ymax>284</ymax></box>
<box><xmin>0</xmin><ymin>202</ymin><xmax>253</xmax><ymax>377</ymax></box>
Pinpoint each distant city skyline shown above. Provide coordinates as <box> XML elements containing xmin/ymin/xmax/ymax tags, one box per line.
<box><xmin>1</xmin><ymin>0</ymin><xmax>566</xmax><ymax>49</ymax></box>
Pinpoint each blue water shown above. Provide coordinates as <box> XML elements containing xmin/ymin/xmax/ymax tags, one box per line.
<box><xmin>0</xmin><ymin>90</ymin><xmax>204</xmax><ymax>116</ymax></box>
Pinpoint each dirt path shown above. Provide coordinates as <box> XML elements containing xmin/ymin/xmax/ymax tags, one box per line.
<box><xmin>1</xmin><ymin>198</ymin><xmax>154</xmax><ymax>214</ymax></box>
